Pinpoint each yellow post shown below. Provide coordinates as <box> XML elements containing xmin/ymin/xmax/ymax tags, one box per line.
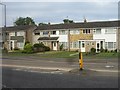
<box><xmin>79</xmin><ymin>52</ymin><xmax>83</xmax><ymax>70</ymax></box>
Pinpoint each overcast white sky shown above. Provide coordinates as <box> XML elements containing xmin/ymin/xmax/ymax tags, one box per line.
<box><xmin>0</xmin><ymin>0</ymin><xmax>120</xmax><ymax>26</ymax></box>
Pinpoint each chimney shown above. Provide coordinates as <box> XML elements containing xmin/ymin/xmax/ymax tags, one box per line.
<box><xmin>48</xmin><ymin>22</ymin><xmax>50</xmax><ymax>25</ymax></box>
<box><xmin>83</xmin><ymin>16</ymin><xmax>87</xmax><ymax>23</ymax></box>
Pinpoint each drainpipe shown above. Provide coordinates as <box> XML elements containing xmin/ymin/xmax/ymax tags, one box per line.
<box><xmin>68</xmin><ymin>29</ymin><xmax>70</xmax><ymax>52</ymax></box>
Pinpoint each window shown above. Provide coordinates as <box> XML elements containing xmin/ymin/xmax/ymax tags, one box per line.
<box><xmin>34</xmin><ymin>32</ymin><xmax>40</xmax><ymax>35</ymax></box>
<box><xmin>60</xmin><ymin>30</ymin><xmax>65</xmax><ymax>35</ymax></box>
<box><xmin>51</xmin><ymin>31</ymin><xmax>56</xmax><ymax>35</ymax></box>
<box><xmin>83</xmin><ymin>29</ymin><xmax>91</xmax><ymax>34</ymax></box>
<box><xmin>73</xmin><ymin>41</ymin><xmax>78</xmax><ymax>48</ymax></box>
<box><xmin>43</xmin><ymin>31</ymin><xmax>49</xmax><ymax>35</ymax></box>
<box><xmin>96</xmin><ymin>29</ymin><xmax>101</xmax><ymax>34</ymax></box>
<box><xmin>17</xmin><ymin>42</ymin><xmax>24</xmax><ymax>48</ymax></box>
<box><xmin>70</xmin><ymin>30</ymin><xmax>80</xmax><ymax>34</ymax></box>
<box><xmin>59</xmin><ymin>42</ymin><xmax>68</xmax><ymax>49</ymax></box>
<box><xmin>93</xmin><ymin>29</ymin><xmax>101</xmax><ymax>34</ymax></box>
<box><xmin>108</xmin><ymin>42</ymin><xmax>113</xmax><ymax>49</ymax></box>
<box><xmin>113</xmin><ymin>42</ymin><xmax>116</xmax><ymax>49</ymax></box>
<box><xmin>105</xmin><ymin>28</ymin><xmax>116</xmax><ymax>34</ymax></box>
<box><xmin>105</xmin><ymin>42</ymin><xmax>107</xmax><ymax>49</ymax></box>
<box><xmin>17</xmin><ymin>31</ymin><xmax>24</xmax><ymax>36</ymax></box>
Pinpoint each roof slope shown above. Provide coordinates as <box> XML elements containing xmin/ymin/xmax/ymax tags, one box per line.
<box><xmin>36</xmin><ymin>20</ymin><xmax>119</xmax><ymax>31</ymax></box>
<box><xmin>2</xmin><ymin>25</ymin><xmax>37</xmax><ymax>32</ymax></box>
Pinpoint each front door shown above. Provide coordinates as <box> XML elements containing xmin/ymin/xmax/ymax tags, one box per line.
<box><xmin>53</xmin><ymin>42</ymin><xmax>57</xmax><ymax>50</ymax></box>
<box><xmin>10</xmin><ymin>41</ymin><xmax>14</xmax><ymax>50</ymax></box>
<box><xmin>79</xmin><ymin>41</ymin><xmax>85</xmax><ymax>52</ymax></box>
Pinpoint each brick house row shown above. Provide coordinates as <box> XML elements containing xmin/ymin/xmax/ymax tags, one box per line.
<box><xmin>1</xmin><ymin>20</ymin><xmax>120</xmax><ymax>52</ymax></box>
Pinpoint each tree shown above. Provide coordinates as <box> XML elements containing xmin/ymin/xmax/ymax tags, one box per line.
<box><xmin>14</xmin><ymin>17</ymin><xmax>35</xmax><ymax>26</ymax></box>
<box><xmin>63</xmin><ymin>19</ymin><xmax>74</xmax><ymax>24</ymax></box>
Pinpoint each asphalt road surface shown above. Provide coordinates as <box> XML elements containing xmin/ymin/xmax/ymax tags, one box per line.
<box><xmin>2</xmin><ymin>67</ymin><xmax>118</xmax><ymax>88</ymax></box>
<box><xmin>1</xmin><ymin>56</ymin><xmax>118</xmax><ymax>88</ymax></box>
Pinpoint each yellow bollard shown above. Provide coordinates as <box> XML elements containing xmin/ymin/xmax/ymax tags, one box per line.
<box><xmin>79</xmin><ymin>52</ymin><xmax>83</xmax><ymax>70</ymax></box>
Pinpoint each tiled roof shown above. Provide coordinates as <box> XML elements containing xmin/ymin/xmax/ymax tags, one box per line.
<box><xmin>2</xmin><ymin>25</ymin><xmax>37</xmax><ymax>32</ymax></box>
<box><xmin>36</xmin><ymin>20</ymin><xmax>119</xmax><ymax>31</ymax></box>
<box><xmin>38</xmin><ymin>37</ymin><xmax>59</xmax><ymax>41</ymax></box>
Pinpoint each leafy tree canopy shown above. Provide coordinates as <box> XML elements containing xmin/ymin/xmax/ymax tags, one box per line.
<box><xmin>63</xmin><ymin>19</ymin><xmax>74</xmax><ymax>24</ymax></box>
<box><xmin>14</xmin><ymin>17</ymin><xmax>35</xmax><ymax>26</ymax></box>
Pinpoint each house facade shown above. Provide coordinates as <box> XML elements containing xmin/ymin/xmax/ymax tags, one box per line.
<box><xmin>1</xmin><ymin>20</ymin><xmax>119</xmax><ymax>52</ymax></box>
<box><xmin>2</xmin><ymin>25</ymin><xmax>36</xmax><ymax>50</ymax></box>
<box><xmin>34</xmin><ymin>20</ymin><xmax>119</xmax><ymax>52</ymax></box>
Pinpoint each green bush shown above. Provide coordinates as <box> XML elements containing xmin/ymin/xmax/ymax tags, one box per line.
<box><xmin>33</xmin><ymin>43</ymin><xmax>44</xmax><ymax>48</ymax></box>
<box><xmin>90</xmin><ymin>48</ymin><xmax>96</xmax><ymax>54</ymax></box>
<box><xmin>22</xmin><ymin>43</ymin><xmax>33</xmax><ymax>54</ymax></box>
<box><xmin>111</xmin><ymin>50</ymin><xmax>113</xmax><ymax>53</ymax></box>
<box><xmin>14</xmin><ymin>47</ymin><xmax>20</xmax><ymax>51</ymax></box>
<box><xmin>105</xmin><ymin>49</ymin><xmax>108</xmax><ymax>52</ymax></box>
<box><xmin>33</xmin><ymin>43</ymin><xmax>50</xmax><ymax>52</ymax></box>
<box><xmin>44</xmin><ymin>46</ymin><xmax>50</xmax><ymax>51</ymax></box>
<box><xmin>100</xmin><ymin>47</ymin><xmax>104</xmax><ymax>52</ymax></box>
<box><xmin>59</xmin><ymin>44</ymin><xmax>63</xmax><ymax>51</ymax></box>
<box><xmin>2</xmin><ymin>48</ymin><xmax>8</xmax><ymax>54</ymax></box>
<box><xmin>114</xmin><ymin>49</ymin><xmax>117</xmax><ymax>53</ymax></box>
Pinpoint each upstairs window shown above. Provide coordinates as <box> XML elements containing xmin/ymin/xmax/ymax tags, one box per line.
<box><xmin>83</xmin><ymin>29</ymin><xmax>90</xmax><ymax>34</ymax></box>
<box><xmin>34</xmin><ymin>31</ymin><xmax>40</xmax><ymax>35</ymax></box>
<box><xmin>43</xmin><ymin>31</ymin><xmax>49</xmax><ymax>35</ymax></box>
<box><xmin>105</xmin><ymin>28</ymin><xmax>116</xmax><ymax>34</ymax></box>
<box><xmin>51</xmin><ymin>31</ymin><xmax>56</xmax><ymax>35</ymax></box>
<box><xmin>93</xmin><ymin>28</ymin><xmax>101</xmax><ymax>34</ymax></box>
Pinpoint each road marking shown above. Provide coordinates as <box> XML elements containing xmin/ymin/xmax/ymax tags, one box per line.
<box><xmin>89</xmin><ymin>69</ymin><xmax>118</xmax><ymax>73</ymax></box>
<box><xmin>105</xmin><ymin>65</ymin><xmax>114</xmax><ymax>68</ymax></box>
<box><xmin>12</xmin><ymin>68</ymin><xmax>63</xmax><ymax>74</ymax></box>
<box><xmin>69</xmin><ymin>53</ymin><xmax>79</xmax><ymax>56</ymax></box>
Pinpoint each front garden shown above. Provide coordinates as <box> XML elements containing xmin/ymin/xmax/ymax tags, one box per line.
<box><xmin>2</xmin><ymin>43</ymin><xmax>120</xmax><ymax>59</ymax></box>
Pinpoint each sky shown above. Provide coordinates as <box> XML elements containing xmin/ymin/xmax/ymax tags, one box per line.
<box><xmin>0</xmin><ymin>0</ymin><xmax>119</xmax><ymax>26</ymax></box>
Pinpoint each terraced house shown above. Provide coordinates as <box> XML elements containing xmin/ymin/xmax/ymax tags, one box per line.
<box><xmin>2</xmin><ymin>25</ymin><xmax>36</xmax><ymax>50</ymax></box>
<box><xmin>1</xmin><ymin>20</ymin><xmax>119</xmax><ymax>52</ymax></box>
<box><xmin>33</xmin><ymin>20</ymin><xmax>119</xmax><ymax>52</ymax></box>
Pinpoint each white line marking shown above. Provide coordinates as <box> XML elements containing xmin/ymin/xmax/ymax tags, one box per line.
<box><xmin>89</xmin><ymin>69</ymin><xmax>118</xmax><ymax>73</ymax></box>
<box><xmin>2</xmin><ymin>64</ymin><xmax>72</xmax><ymax>72</ymax></box>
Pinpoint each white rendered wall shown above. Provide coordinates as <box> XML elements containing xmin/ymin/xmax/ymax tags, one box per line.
<box><xmin>93</xmin><ymin>28</ymin><xmax>116</xmax><ymax>42</ymax></box>
<box><xmin>59</xmin><ymin>35</ymin><xmax>68</xmax><ymax>42</ymax></box>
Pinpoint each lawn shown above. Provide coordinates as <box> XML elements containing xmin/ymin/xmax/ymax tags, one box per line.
<box><xmin>3</xmin><ymin>50</ymin><xmax>119</xmax><ymax>59</ymax></box>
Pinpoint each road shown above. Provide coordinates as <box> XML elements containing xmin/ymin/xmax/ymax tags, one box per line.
<box><xmin>1</xmin><ymin>56</ymin><xmax>119</xmax><ymax>88</ymax></box>
<box><xmin>2</xmin><ymin>67</ymin><xmax>118</xmax><ymax>88</ymax></box>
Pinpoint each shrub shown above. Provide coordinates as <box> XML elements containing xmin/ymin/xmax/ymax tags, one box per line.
<box><xmin>59</xmin><ymin>44</ymin><xmax>63</xmax><ymax>51</ymax></box>
<box><xmin>90</xmin><ymin>48</ymin><xmax>96</xmax><ymax>54</ymax></box>
<box><xmin>44</xmin><ymin>46</ymin><xmax>50</xmax><ymax>51</ymax></box>
<box><xmin>14</xmin><ymin>47</ymin><xmax>20</xmax><ymax>50</ymax></box>
<box><xmin>22</xmin><ymin>43</ymin><xmax>33</xmax><ymax>54</ymax></box>
<box><xmin>114</xmin><ymin>49</ymin><xmax>117</xmax><ymax>53</ymax></box>
<box><xmin>25</xmin><ymin>41</ymin><xmax>30</xmax><ymax>45</ymax></box>
<box><xmin>100</xmin><ymin>47</ymin><xmax>104</xmax><ymax>52</ymax></box>
<box><xmin>105</xmin><ymin>49</ymin><xmax>108</xmax><ymax>52</ymax></box>
<box><xmin>2</xmin><ymin>48</ymin><xmax>8</xmax><ymax>54</ymax></box>
<box><xmin>111</xmin><ymin>50</ymin><xmax>113</xmax><ymax>53</ymax></box>
<box><xmin>33</xmin><ymin>43</ymin><xmax>44</xmax><ymax>48</ymax></box>
<box><xmin>33</xmin><ymin>43</ymin><xmax>50</xmax><ymax>52</ymax></box>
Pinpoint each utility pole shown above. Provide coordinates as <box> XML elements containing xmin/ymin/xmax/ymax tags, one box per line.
<box><xmin>0</xmin><ymin>3</ymin><xmax>7</xmax><ymax>49</ymax></box>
